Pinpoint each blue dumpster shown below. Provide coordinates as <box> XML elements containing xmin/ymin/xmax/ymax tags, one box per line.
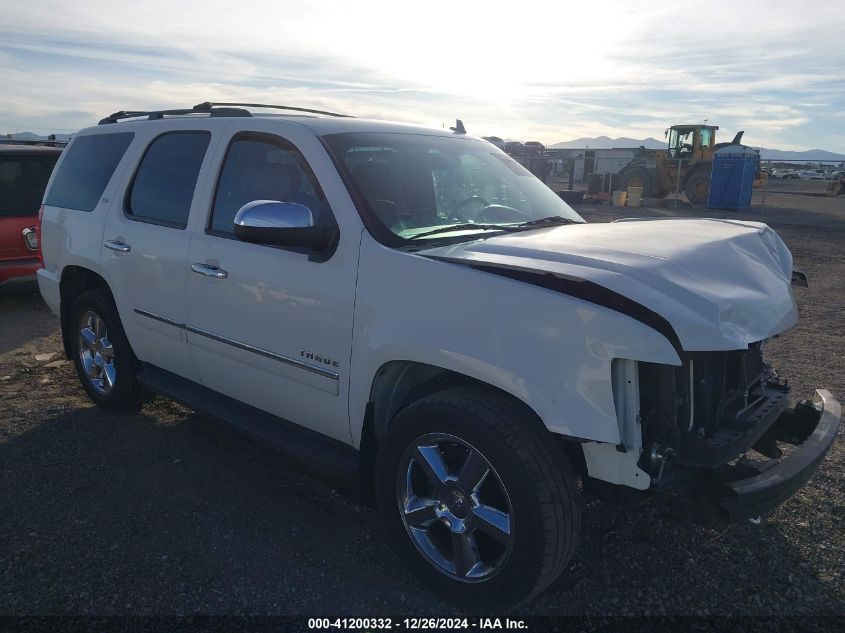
<box><xmin>708</xmin><ymin>145</ymin><xmax>759</xmax><ymax>210</ymax></box>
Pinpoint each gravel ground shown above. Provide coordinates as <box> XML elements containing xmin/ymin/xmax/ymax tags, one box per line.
<box><xmin>1</xmin><ymin>197</ymin><xmax>843</xmax><ymax>617</ymax></box>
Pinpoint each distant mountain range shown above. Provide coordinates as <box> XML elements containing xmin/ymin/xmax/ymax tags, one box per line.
<box><xmin>3</xmin><ymin>131</ymin><xmax>74</xmax><ymax>142</ymax></box>
<box><xmin>550</xmin><ymin>136</ymin><xmax>666</xmax><ymax>150</ymax></box>
<box><xmin>756</xmin><ymin>147</ymin><xmax>845</xmax><ymax>162</ymax></box>
<box><xmin>549</xmin><ymin>135</ymin><xmax>845</xmax><ymax>163</ymax></box>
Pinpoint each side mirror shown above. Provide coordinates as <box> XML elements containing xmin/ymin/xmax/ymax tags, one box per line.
<box><xmin>233</xmin><ymin>200</ymin><xmax>335</xmax><ymax>251</ymax></box>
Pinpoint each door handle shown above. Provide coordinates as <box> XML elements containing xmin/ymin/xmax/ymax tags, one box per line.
<box><xmin>104</xmin><ymin>239</ymin><xmax>131</xmax><ymax>252</ymax></box>
<box><xmin>191</xmin><ymin>263</ymin><xmax>228</xmax><ymax>279</ymax></box>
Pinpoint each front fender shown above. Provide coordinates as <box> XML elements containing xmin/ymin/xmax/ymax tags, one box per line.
<box><xmin>348</xmin><ymin>234</ymin><xmax>680</xmax><ymax>447</ymax></box>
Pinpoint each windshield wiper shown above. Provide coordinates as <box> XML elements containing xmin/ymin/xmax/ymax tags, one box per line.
<box><xmin>511</xmin><ymin>215</ymin><xmax>580</xmax><ymax>228</ymax></box>
<box><xmin>407</xmin><ymin>216</ymin><xmax>579</xmax><ymax>241</ymax></box>
<box><xmin>407</xmin><ymin>223</ymin><xmax>521</xmax><ymax>240</ymax></box>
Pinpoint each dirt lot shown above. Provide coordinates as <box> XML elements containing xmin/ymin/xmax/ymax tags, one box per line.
<box><xmin>1</xmin><ymin>196</ymin><xmax>843</xmax><ymax>617</ymax></box>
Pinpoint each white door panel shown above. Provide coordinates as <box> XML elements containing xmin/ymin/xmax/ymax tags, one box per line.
<box><xmin>186</xmin><ymin>228</ymin><xmax>358</xmax><ymax>444</ymax></box>
<box><xmin>185</xmin><ymin>120</ymin><xmax>360</xmax><ymax>444</ymax></box>
<box><xmin>102</xmin><ymin>215</ymin><xmax>195</xmax><ymax>379</ymax></box>
<box><xmin>101</xmin><ymin>122</ymin><xmax>226</xmax><ymax>383</ymax></box>
<box><xmin>185</xmin><ymin>241</ymin><xmax>343</xmax><ymax>397</ymax></box>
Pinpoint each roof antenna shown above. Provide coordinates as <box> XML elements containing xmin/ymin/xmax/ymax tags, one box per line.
<box><xmin>450</xmin><ymin>119</ymin><xmax>466</xmax><ymax>134</ymax></box>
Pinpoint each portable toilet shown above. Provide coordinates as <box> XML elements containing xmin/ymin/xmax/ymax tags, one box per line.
<box><xmin>707</xmin><ymin>145</ymin><xmax>759</xmax><ymax>210</ymax></box>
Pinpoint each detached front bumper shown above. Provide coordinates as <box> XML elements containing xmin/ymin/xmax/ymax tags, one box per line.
<box><xmin>701</xmin><ymin>390</ymin><xmax>840</xmax><ymax>522</ymax></box>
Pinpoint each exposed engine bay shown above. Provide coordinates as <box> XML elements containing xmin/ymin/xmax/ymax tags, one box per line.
<box><xmin>637</xmin><ymin>342</ymin><xmax>792</xmax><ymax>487</ymax></box>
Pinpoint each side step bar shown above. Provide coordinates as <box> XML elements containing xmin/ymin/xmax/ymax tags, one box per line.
<box><xmin>137</xmin><ymin>364</ymin><xmax>361</xmax><ymax>480</ymax></box>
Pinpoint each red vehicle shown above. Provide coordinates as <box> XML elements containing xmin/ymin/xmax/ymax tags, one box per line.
<box><xmin>0</xmin><ymin>140</ymin><xmax>64</xmax><ymax>288</ymax></box>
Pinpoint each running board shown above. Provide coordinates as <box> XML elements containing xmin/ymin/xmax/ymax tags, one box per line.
<box><xmin>137</xmin><ymin>364</ymin><xmax>360</xmax><ymax>480</ymax></box>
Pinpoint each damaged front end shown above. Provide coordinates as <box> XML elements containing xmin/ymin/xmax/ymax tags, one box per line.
<box><xmin>634</xmin><ymin>345</ymin><xmax>840</xmax><ymax>522</ymax></box>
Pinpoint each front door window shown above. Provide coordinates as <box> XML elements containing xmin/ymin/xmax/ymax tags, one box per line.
<box><xmin>209</xmin><ymin>135</ymin><xmax>329</xmax><ymax>237</ymax></box>
<box><xmin>669</xmin><ymin>128</ymin><xmax>696</xmax><ymax>159</ymax></box>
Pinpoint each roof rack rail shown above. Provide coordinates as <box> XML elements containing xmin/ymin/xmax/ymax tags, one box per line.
<box><xmin>193</xmin><ymin>102</ymin><xmax>353</xmax><ymax>118</ymax></box>
<box><xmin>98</xmin><ymin>105</ymin><xmax>252</xmax><ymax>125</ymax></box>
<box><xmin>98</xmin><ymin>101</ymin><xmax>351</xmax><ymax>125</ymax></box>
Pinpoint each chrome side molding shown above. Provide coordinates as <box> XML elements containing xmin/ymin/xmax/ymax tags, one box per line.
<box><xmin>133</xmin><ymin>308</ymin><xmax>339</xmax><ymax>381</ymax></box>
<box><xmin>186</xmin><ymin>325</ymin><xmax>339</xmax><ymax>381</ymax></box>
<box><xmin>133</xmin><ymin>308</ymin><xmax>185</xmax><ymax>329</ymax></box>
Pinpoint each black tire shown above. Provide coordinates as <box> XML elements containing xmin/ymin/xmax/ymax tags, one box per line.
<box><xmin>616</xmin><ymin>166</ymin><xmax>653</xmax><ymax>197</ymax></box>
<box><xmin>684</xmin><ymin>167</ymin><xmax>711</xmax><ymax>204</ymax></box>
<box><xmin>376</xmin><ymin>387</ymin><xmax>580</xmax><ymax>610</ymax></box>
<box><xmin>70</xmin><ymin>289</ymin><xmax>146</xmax><ymax>410</ymax></box>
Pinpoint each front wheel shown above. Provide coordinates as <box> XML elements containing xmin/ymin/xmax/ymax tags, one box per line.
<box><xmin>684</xmin><ymin>167</ymin><xmax>711</xmax><ymax>204</ymax></box>
<box><xmin>376</xmin><ymin>388</ymin><xmax>581</xmax><ymax>609</ymax></box>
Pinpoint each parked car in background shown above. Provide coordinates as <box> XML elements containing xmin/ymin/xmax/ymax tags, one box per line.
<box><xmin>771</xmin><ymin>169</ymin><xmax>799</xmax><ymax>179</ymax></box>
<box><xmin>0</xmin><ymin>140</ymin><xmax>64</xmax><ymax>288</ymax></box>
<box><xmin>799</xmin><ymin>170</ymin><xmax>825</xmax><ymax>181</ymax></box>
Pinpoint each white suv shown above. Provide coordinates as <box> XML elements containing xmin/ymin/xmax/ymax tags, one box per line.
<box><xmin>38</xmin><ymin>102</ymin><xmax>840</xmax><ymax>609</ymax></box>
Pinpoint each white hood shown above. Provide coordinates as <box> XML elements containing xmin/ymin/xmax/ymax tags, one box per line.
<box><xmin>420</xmin><ymin>218</ymin><xmax>798</xmax><ymax>352</ymax></box>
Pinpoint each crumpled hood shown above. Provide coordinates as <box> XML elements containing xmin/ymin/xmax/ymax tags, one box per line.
<box><xmin>419</xmin><ymin>218</ymin><xmax>798</xmax><ymax>352</ymax></box>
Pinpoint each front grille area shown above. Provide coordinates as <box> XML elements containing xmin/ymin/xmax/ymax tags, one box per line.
<box><xmin>688</xmin><ymin>342</ymin><xmax>767</xmax><ymax>436</ymax></box>
<box><xmin>637</xmin><ymin>342</ymin><xmax>789</xmax><ymax>480</ymax></box>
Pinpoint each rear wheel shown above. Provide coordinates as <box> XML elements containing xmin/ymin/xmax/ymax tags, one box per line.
<box><xmin>376</xmin><ymin>387</ymin><xmax>580</xmax><ymax>609</ymax></box>
<box><xmin>684</xmin><ymin>167</ymin><xmax>711</xmax><ymax>204</ymax></box>
<box><xmin>70</xmin><ymin>289</ymin><xmax>146</xmax><ymax>409</ymax></box>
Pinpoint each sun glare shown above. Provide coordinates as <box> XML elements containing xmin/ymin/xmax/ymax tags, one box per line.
<box><xmin>314</xmin><ymin>2</ymin><xmax>634</xmax><ymax>103</ymax></box>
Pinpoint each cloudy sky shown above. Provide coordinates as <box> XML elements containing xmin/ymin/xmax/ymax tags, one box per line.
<box><xmin>1</xmin><ymin>0</ymin><xmax>843</xmax><ymax>152</ymax></box>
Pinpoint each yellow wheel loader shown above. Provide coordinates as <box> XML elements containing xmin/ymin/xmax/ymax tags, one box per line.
<box><xmin>616</xmin><ymin>124</ymin><xmax>761</xmax><ymax>204</ymax></box>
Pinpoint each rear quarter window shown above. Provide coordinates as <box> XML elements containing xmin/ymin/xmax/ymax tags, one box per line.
<box><xmin>45</xmin><ymin>133</ymin><xmax>134</xmax><ymax>211</ymax></box>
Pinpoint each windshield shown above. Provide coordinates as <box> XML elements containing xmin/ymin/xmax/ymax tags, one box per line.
<box><xmin>323</xmin><ymin>132</ymin><xmax>584</xmax><ymax>244</ymax></box>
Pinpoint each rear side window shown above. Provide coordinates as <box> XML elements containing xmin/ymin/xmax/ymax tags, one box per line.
<box><xmin>0</xmin><ymin>154</ymin><xmax>59</xmax><ymax>217</ymax></box>
<box><xmin>127</xmin><ymin>132</ymin><xmax>210</xmax><ymax>229</ymax></box>
<box><xmin>45</xmin><ymin>133</ymin><xmax>134</xmax><ymax>211</ymax></box>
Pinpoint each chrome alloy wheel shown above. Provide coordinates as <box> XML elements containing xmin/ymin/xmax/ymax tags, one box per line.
<box><xmin>396</xmin><ymin>433</ymin><xmax>514</xmax><ymax>582</ymax></box>
<box><xmin>78</xmin><ymin>310</ymin><xmax>116</xmax><ymax>395</ymax></box>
